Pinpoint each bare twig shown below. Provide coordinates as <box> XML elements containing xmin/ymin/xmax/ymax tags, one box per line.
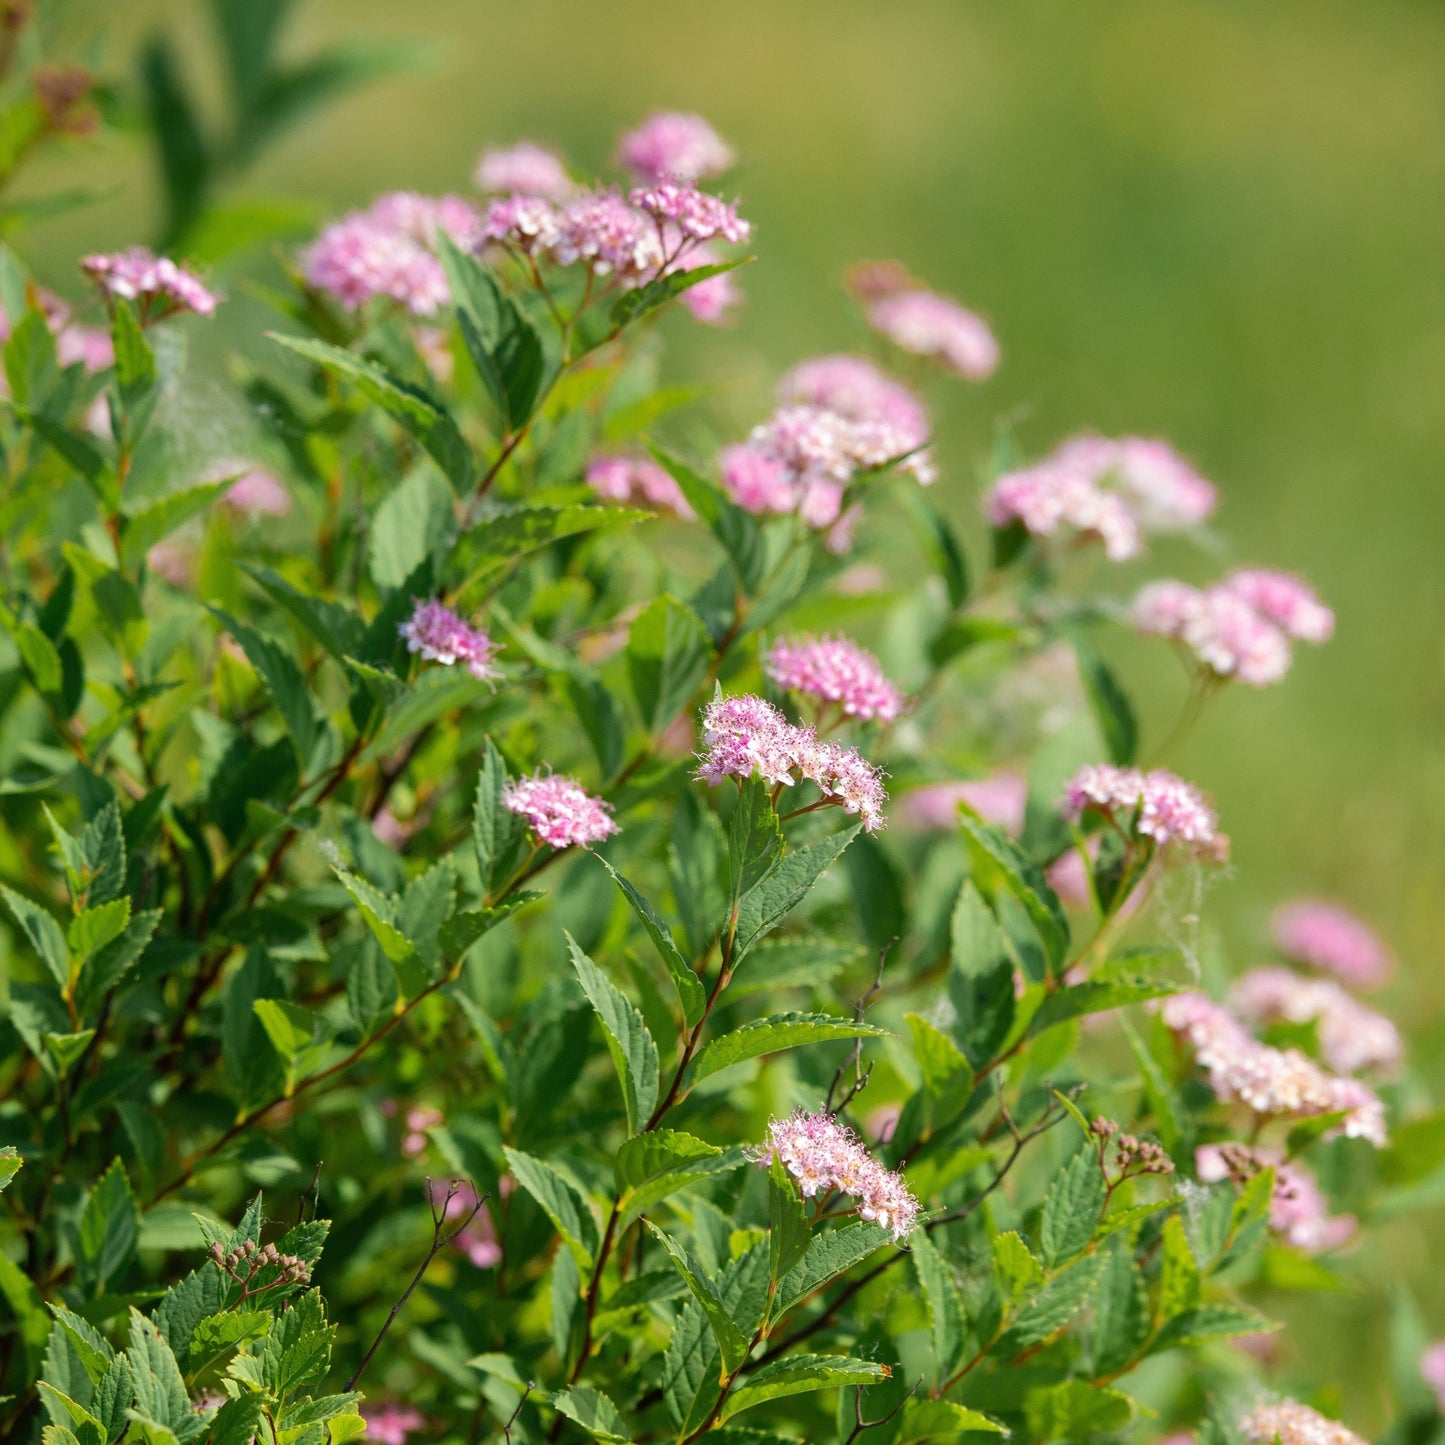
<box><xmin>825</xmin><ymin>942</ymin><xmax>893</xmax><ymax>1116</ymax></box>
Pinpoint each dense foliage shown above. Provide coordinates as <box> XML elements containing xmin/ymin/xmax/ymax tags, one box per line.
<box><xmin>1</xmin><ymin>6</ymin><xmax>1443</xmax><ymax>1445</ymax></box>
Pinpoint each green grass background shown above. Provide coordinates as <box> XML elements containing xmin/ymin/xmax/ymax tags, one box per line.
<box><xmin>29</xmin><ymin>0</ymin><xmax>1445</xmax><ymax>1421</ymax></box>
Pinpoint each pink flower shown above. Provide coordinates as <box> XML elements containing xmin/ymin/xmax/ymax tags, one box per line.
<box><xmin>482</xmin><ymin>194</ymin><xmax>562</xmax><ymax>253</ymax></box>
<box><xmin>401</xmin><ymin>1105</ymin><xmax>443</xmax><ymax>1158</ymax></box>
<box><xmin>902</xmin><ymin>772</ymin><xmax>1028</xmax><ymax>835</ymax></box>
<box><xmin>428</xmin><ymin>1179</ymin><xmax>502</xmax><ymax>1269</ymax></box>
<box><xmin>619</xmin><ymin>112</ymin><xmax>735</xmax><ymax>183</ymax></box>
<box><xmin>398</xmin><ymin>600</ymin><xmax>501</xmax><ymax>683</ymax></box>
<box><xmin>1273</xmin><ymin>901</ymin><xmax>1392</xmax><ymax>990</ymax></box>
<box><xmin>1220</xmin><ymin>569</ymin><xmax>1334</xmax><ymax>643</ymax></box>
<box><xmin>551</xmin><ymin>188</ymin><xmax>663</xmax><ymax>282</ymax></box>
<box><xmin>628</xmin><ymin>181</ymin><xmax>750</xmax><ymax>246</ymax></box>
<box><xmin>987</xmin><ymin>461</ymin><xmax>1141</xmax><ymax>562</ymax></box>
<box><xmin>865</xmin><ymin>288</ymin><xmax>999</xmax><ymax>381</ymax></box>
<box><xmin>1421</xmin><ymin>1342</ymin><xmax>1445</xmax><ymax>1413</ymax></box>
<box><xmin>778</xmin><ymin>355</ymin><xmax>929</xmax><ymax>443</ymax></box>
<box><xmin>81</xmin><ymin>248</ymin><xmax>218</xmax><ymax>318</ymax></box>
<box><xmin>1132</xmin><ymin>580</ymin><xmax>1296</xmax><ymax>687</ymax></box>
<box><xmin>585</xmin><ymin>453</ymin><xmax>694</xmax><ymax>518</ymax></box>
<box><xmin>1053</xmin><ymin>435</ymin><xmax>1217</xmax><ymax>530</ymax></box>
<box><xmin>370</xmin><ymin>192</ymin><xmax>482</xmax><ymax>250</ymax></box>
<box><xmin>1157</xmin><ymin>993</ymin><xmax>1387</xmax><ymax>1145</ymax></box>
<box><xmin>752</xmin><ymin>1110</ymin><xmax>919</xmax><ymax>1241</ymax></box>
<box><xmin>1228</xmin><ymin>967</ymin><xmax>1402</xmax><ymax>1074</ymax></box>
<box><xmin>475</xmin><ymin>142</ymin><xmax>575</xmax><ymax>200</ymax></box>
<box><xmin>720</xmin><ymin>443</ymin><xmax>795</xmax><ymax>514</ymax></box>
<box><xmin>360</xmin><ymin>1402</ymin><xmax>426</xmax><ymax>1445</ymax></box>
<box><xmin>1240</xmin><ymin>1402</ymin><xmax>1369</xmax><ymax>1445</ymax></box>
<box><xmin>502</xmin><ymin>773</ymin><xmax>618</xmax><ymax>849</ymax></box>
<box><xmin>1196</xmin><ymin>1144</ymin><xmax>1356</xmax><ymax>1253</ymax></box>
<box><xmin>1061</xmin><ymin>764</ymin><xmax>1221</xmax><ymax>855</ymax></box>
<box><xmin>221</xmin><ymin>468</ymin><xmax>291</xmax><ymax>519</ymax></box>
<box><xmin>765</xmin><ymin>635</ymin><xmax>906</xmax><ymax>724</ymax></box>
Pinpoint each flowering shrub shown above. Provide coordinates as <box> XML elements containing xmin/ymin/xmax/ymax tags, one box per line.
<box><xmin>0</xmin><ymin>15</ymin><xmax>1442</xmax><ymax>1445</ymax></box>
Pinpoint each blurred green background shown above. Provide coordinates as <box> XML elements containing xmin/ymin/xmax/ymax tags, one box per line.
<box><xmin>29</xmin><ymin>0</ymin><xmax>1445</xmax><ymax>1418</ymax></box>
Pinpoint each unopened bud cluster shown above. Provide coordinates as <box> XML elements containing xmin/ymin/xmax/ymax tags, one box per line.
<box><xmin>209</xmin><ymin>1238</ymin><xmax>310</xmax><ymax>1289</ymax></box>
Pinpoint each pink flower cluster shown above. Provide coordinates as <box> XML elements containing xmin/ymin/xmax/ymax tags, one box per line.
<box><xmin>986</xmin><ymin>434</ymin><xmax>1218</xmax><ymax>560</ymax></box>
<box><xmin>502</xmin><ymin>772</ymin><xmax>618</xmax><ymax>849</ymax></box>
<box><xmin>1060</xmin><ymin>763</ymin><xmax>1222</xmax><ymax>856</ymax></box>
<box><xmin>585</xmin><ymin>453</ymin><xmax>695</xmax><ymax>517</ymax></box>
<box><xmin>360</xmin><ymin>1402</ymin><xmax>427</xmax><ymax>1445</ymax></box>
<box><xmin>220</xmin><ymin>468</ymin><xmax>291</xmax><ymax>519</ymax></box>
<box><xmin>1157</xmin><ymin>992</ymin><xmax>1387</xmax><ymax>1145</ymax></box>
<box><xmin>628</xmin><ymin>181</ymin><xmax>750</xmax><ymax>245</ymax></box>
<box><xmin>0</xmin><ymin>293</ymin><xmax>113</xmax><ymax>381</ymax></box>
<box><xmin>81</xmin><ymin>247</ymin><xmax>218</xmax><ymax>318</ymax></box>
<box><xmin>398</xmin><ymin>599</ymin><xmax>502</xmax><ymax>683</ymax></box>
<box><xmin>475</xmin><ymin>142</ymin><xmax>575</xmax><ymax>200</ymax></box>
<box><xmin>619</xmin><ymin>112</ymin><xmax>735</xmax><ymax>183</ymax></box>
<box><xmin>753</xmin><ymin>1109</ymin><xmax>919</xmax><ymax>1240</ymax></box>
<box><xmin>697</xmin><ymin>693</ymin><xmax>888</xmax><ymax>832</ymax></box>
<box><xmin>765</xmin><ymin>635</ymin><xmax>907</xmax><ymax>724</ymax></box>
<box><xmin>901</xmin><ymin>771</ymin><xmax>1028</xmax><ymax>834</ymax></box>
<box><xmin>1423</xmin><ymin>1342</ymin><xmax>1445</xmax><ymax>1414</ymax></box>
<box><xmin>1195</xmin><ymin>1144</ymin><xmax>1356</xmax><ymax>1254</ymax></box>
<box><xmin>1240</xmin><ymin>1402</ymin><xmax>1370</xmax><ymax>1445</ymax></box>
<box><xmin>1133</xmin><ymin>569</ymin><xmax>1333</xmax><ymax>686</ymax></box>
<box><xmin>1228</xmin><ymin>968</ymin><xmax>1402</xmax><ymax>1074</ymax></box>
<box><xmin>865</xmin><ymin>287</ymin><xmax>999</xmax><ymax>381</ymax></box>
<box><xmin>1273</xmin><ymin>901</ymin><xmax>1392</xmax><ymax>989</ymax></box>
<box><xmin>304</xmin><ymin>192</ymin><xmax>481</xmax><ymax>316</ymax></box>
<box><xmin>721</xmin><ymin>356</ymin><xmax>934</xmax><ymax>547</ymax></box>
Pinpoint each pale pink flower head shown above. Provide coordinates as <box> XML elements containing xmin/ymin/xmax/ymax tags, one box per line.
<box><xmin>370</xmin><ymin>192</ymin><xmax>482</xmax><ymax>250</ymax></box>
<box><xmin>902</xmin><ymin>772</ymin><xmax>1028</xmax><ymax>835</ymax></box>
<box><xmin>398</xmin><ymin>600</ymin><xmax>501</xmax><ymax>683</ymax></box>
<box><xmin>305</xmin><ymin>213</ymin><xmax>449</xmax><ymax>316</ymax></box>
<box><xmin>585</xmin><ymin>452</ymin><xmax>694</xmax><ymax>518</ymax></box>
<box><xmin>502</xmin><ymin>772</ymin><xmax>618</xmax><ymax>849</ymax></box>
<box><xmin>360</xmin><ymin>1402</ymin><xmax>426</xmax><ymax>1445</ymax></box>
<box><xmin>1054</xmin><ymin>435</ymin><xmax>1216</xmax><ymax>531</ymax></box>
<box><xmin>797</xmin><ymin>736</ymin><xmax>889</xmax><ymax>833</ymax></box>
<box><xmin>1187</xmin><ymin>587</ymin><xmax>1293</xmax><ymax>686</ymax></box>
<box><xmin>697</xmin><ymin>693</ymin><xmax>802</xmax><ymax>789</ymax></box>
<box><xmin>482</xmin><ymin>194</ymin><xmax>562</xmax><ymax>254</ymax></box>
<box><xmin>865</xmin><ymin>288</ymin><xmax>1000</xmax><ymax>381</ymax></box>
<box><xmin>986</xmin><ymin>461</ymin><xmax>1140</xmax><ymax>562</ymax></box>
<box><xmin>752</xmin><ymin>1109</ymin><xmax>919</xmax><ymax>1241</ymax></box>
<box><xmin>766</xmin><ymin>635</ymin><xmax>907</xmax><ymax>724</ymax></box>
<box><xmin>1228</xmin><ymin>967</ymin><xmax>1402</xmax><ymax>1074</ymax></box>
<box><xmin>619</xmin><ymin>112</ymin><xmax>735</xmax><ymax>183</ymax></box>
<box><xmin>1421</xmin><ymin>1342</ymin><xmax>1445</xmax><ymax>1413</ymax></box>
<box><xmin>1240</xmin><ymin>1401</ymin><xmax>1369</xmax><ymax>1445</ymax></box>
<box><xmin>1132</xmin><ymin>580</ymin><xmax>1206</xmax><ymax>638</ymax></box>
<box><xmin>1221</xmin><ymin>568</ymin><xmax>1334</xmax><ymax>643</ymax></box>
<box><xmin>1273</xmin><ymin>901</ymin><xmax>1392</xmax><ymax>990</ymax></box>
<box><xmin>1061</xmin><ymin>764</ymin><xmax>1220</xmax><ymax>855</ymax></box>
<box><xmin>402</xmin><ymin>1104</ymin><xmax>443</xmax><ymax>1158</ymax></box>
<box><xmin>81</xmin><ymin>247</ymin><xmax>218</xmax><ymax>318</ymax></box>
<box><xmin>720</xmin><ymin>443</ymin><xmax>795</xmax><ymax>514</ymax></box>
<box><xmin>628</xmin><ymin>181</ymin><xmax>750</xmax><ymax>246</ymax></box>
<box><xmin>550</xmin><ymin>188</ymin><xmax>663</xmax><ymax>282</ymax></box>
<box><xmin>1196</xmin><ymin>1144</ymin><xmax>1356</xmax><ymax>1253</ymax></box>
<box><xmin>221</xmin><ymin>468</ymin><xmax>291</xmax><ymax>519</ymax></box>
<box><xmin>778</xmin><ymin>355</ymin><xmax>929</xmax><ymax>442</ymax></box>
<box><xmin>475</xmin><ymin>142</ymin><xmax>575</xmax><ymax>200</ymax></box>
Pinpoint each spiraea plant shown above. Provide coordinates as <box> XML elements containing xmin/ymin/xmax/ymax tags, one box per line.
<box><xmin>1</xmin><ymin>59</ymin><xmax>1442</xmax><ymax>1445</ymax></box>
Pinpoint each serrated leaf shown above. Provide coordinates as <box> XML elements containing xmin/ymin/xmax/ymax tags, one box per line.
<box><xmin>720</xmin><ymin>1354</ymin><xmax>888</xmax><ymax>1421</ymax></box>
<box><xmin>1072</xmin><ymin>635</ymin><xmax>1138</xmax><ymax>766</ymax></box>
<box><xmin>473</xmin><ymin>738</ymin><xmax>525</xmax><ymax>894</ymax></box>
<box><xmin>596</xmin><ymin>857</ymin><xmax>706</xmax><ymax>1029</ymax></box>
<box><xmin>645</xmin><ymin>1221</ymin><xmax>751</xmax><ymax>1373</ymax></box>
<box><xmin>457</xmin><ymin>504</ymin><xmax>647</xmax><ymax>579</ymax></box>
<box><xmin>551</xmin><ymin>1384</ymin><xmax>632</xmax><ymax>1444</ymax></box>
<box><xmin>688</xmin><ymin>1013</ymin><xmax>887</xmax><ymax>1086</ymax></box>
<box><xmin>1001</xmin><ymin>1252</ymin><xmax>1105</xmax><ymax>1351</ymax></box>
<box><xmin>209</xmin><ymin>1396</ymin><xmax>263</xmax><ymax>1445</ymax></box>
<box><xmin>732</xmin><ymin>826</ymin><xmax>861</xmax><ymax>964</ymax></box>
<box><xmin>615</xmin><ymin>1133</ymin><xmax>734</xmax><ymax>1229</ymax></box>
<box><xmin>1092</xmin><ymin>1238</ymin><xmax>1151</xmax><ymax>1377</ymax></box>
<box><xmin>958</xmin><ymin>811</ymin><xmax>1069</xmax><ymax>970</ymax></box>
<box><xmin>77</xmin><ymin>1158</ymin><xmax>139</xmax><ymax>1291</ymax></box>
<box><xmin>2</xmin><ymin>882</ymin><xmax>71</xmax><ymax>989</ymax></box>
<box><xmin>80</xmin><ymin>804</ymin><xmax>126</xmax><ymax>906</ymax></box>
<box><xmin>504</xmin><ymin>1147</ymin><xmax>599</xmax><ymax>1269</ymax></box>
<box><xmin>647</xmin><ymin>445</ymin><xmax>764</xmax><ymax>592</ymax></box>
<box><xmin>76</xmin><ymin>908</ymin><xmax>160</xmax><ymax>1017</ymax></box>
<box><xmin>627</xmin><ymin>594</ymin><xmax>712</xmax><ymax>736</ymax></box>
<box><xmin>1154</xmin><ymin>1305</ymin><xmax>1277</xmax><ymax>1350</ymax></box>
<box><xmin>127</xmin><ymin>1310</ymin><xmax>190</xmax><ymax>1433</ymax></box>
<box><xmin>67</xmin><ymin>899</ymin><xmax>131</xmax><ymax>965</ymax></box>
<box><xmin>1028</xmin><ymin>975</ymin><xmax>1176</xmax><ymax>1034</ymax></box>
<box><xmin>243</xmin><ymin>565</ymin><xmax>366</xmax><ymax>660</ymax></box>
<box><xmin>728</xmin><ymin>776</ymin><xmax>783</xmax><ymax>907</ymax></box>
<box><xmin>331</xmin><ymin>863</ymin><xmax>413</xmax><ymax>964</ymax></box>
<box><xmin>1040</xmin><ymin>1145</ymin><xmax>1107</xmax><ymax>1267</ymax></box>
<box><xmin>208</xmin><ymin>607</ymin><xmax>321</xmax><ymax>766</ymax></box>
<box><xmin>767</xmin><ymin>1155</ymin><xmax>811</xmax><ymax>1284</ymax></box>
<box><xmin>0</xmin><ymin>1146</ymin><xmax>21</xmax><ymax>1193</ymax></box>
<box><xmin>777</xmin><ymin>1221</ymin><xmax>894</xmax><ymax>1313</ymax></box>
<box><xmin>1025</xmin><ymin>1379</ymin><xmax>1135</xmax><ymax>1440</ymax></box>
<box><xmin>123</xmin><ymin>482</ymin><xmax>227</xmax><ymax>567</ymax></box>
<box><xmin>897</xmin><ymin>1399</ymin><xmax>1007</xmax><ymax>1441</ymax></box>
<box><xmin>1159</xmin><ymin>1214</ymin><xmax>1201</xmax><ymax>1322</ymax></box>
<box><xmin>567</xmin><ymin>933</ymin><xmax>660</xmax><ymax>1134</ymax></box>
<box><xmin>270</xmin><ymin>332</ymin><xmax>474</xmax><ymax>491</ymax></box>
<box><xmin>912</xmin><ymin>1228</ymin><xmax>967</xmax><ymax>1379</ymax></box>
<box><xmin>611</xmin><ymin>258</ymin><xmax>747</xmax><ymax>328</ymax></box>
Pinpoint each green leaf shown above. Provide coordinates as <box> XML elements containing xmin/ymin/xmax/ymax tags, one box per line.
<box><xmin>208</xmin><ymin>608</ymin><xmax>321</xmax><ymax>766</ymax></box>
<box><xmin>905</xmin><ymin>1012</ymin><xmax>974</xmax><ymax>1106</ymax></box>
<box><xmin>1001</xmin><ymin>1253</ymin><xmax>1105</xmax><ymax>1351</ymax></box>
<box><xmin>644</xmin><ymin>1221</ymin><xmax>751</xmax><ymax>1373</ymax></box>
<box><xmin>1122</xmin><ymin>1014</ymin><xmax>1183</xmax><ymax>1158</ymax></box>
<box><xmin>1072</xmin><ymin>635</ymin><xmax>1138</xmax><ymax>765</ymax></box>
<box><xmin>141</xmin><ymin>37</ymin><xmax>208</xmax><ymax>244</ymax></box>
<box><xmin>627</xmin><ymin>594</ymin><xmax>712</xmax><ymax>736</ymax></box>
<box><xmin>958</xmin><ymin>811</ymin><xmax>1070</xmax><ymax>970</ymax></box>
<box><xmin>503</xmin><ymin>1147</ymin><xmax>599</xmax><ymax>1269</ymax></box>
<box><xmin>732</xmin><ymin>826</ymin><xmax>861</xmax><ymax>964</ymax></box>
<box><xmin>1040</xmin><ymin>1145</ymin><xmax>1107</xmax><ymax>1267</ymax></box>
<box><xmin>905</xmin><ymin>490</ymin><xmax>971</xmax><ymax>611</ymax></box>
<box><xmin>897</xmin><ymin>1400</ymin><xmax>1007</xmax><ymax>1441</ymax></box>
<box><xmin>123</xmin><ymin>482</ymin><xmax>228</xmax><ymax>568</ymax></box>
<box><xmin>242</xmin><ymin>565</ymin><xmax>366</xmax><ymax>661</ymax></box>
<box><xmin>596</xmin><ymin>857</ymin><xmax>707</xmax><ymax>1029</ymax></box>
<box><xmin>368</xmin><ymin>467</ymin><xmax>454</xmax><ymax>590</ymax></box>
<box><xmin>473</xmin><ymin>737</ymin><xmax>525</xmax><ymax>893</ymax></box>
<box><xmin>912</xmin><ymin>1228</ymin><xmax>967</xmax><ymax>1378</ymax></box>
<box><xmin>1029</xmin><ymin>975</ymin><xmax>1175</xmax><ymax>1035</ymax></box>
<box><xmin>188</xmin><ymin>1309</ymin><xmax>271</xmax><ymax>1369</ymax></box>
<box><xmin>76</xmin><ymin>908</ymin><xmax>161</xmax><ymax>1018</ymax></box>
<box><xmin>2</xmin><ymin>883</ymin><xmax>71</xmax><ymax>989</ymax></box>
<box><xmin>80</xmin><ymin>803</ymin><xmax>127</xmax><ymax>906</ymax></box>
<box><xmin>1153</xmin><ymin>1305</ymin><xmax>1278</xmax><ymax>1350</ymax></box>
<box><xmin>720</xmin><ymin>1354</ymin><xmax>889</xmax><ymax>1421</ymax></box>
<box><xmin>1025</xmin><ymin>1379</ymin><xmax>1135</xmax><ymax>1440</ymax></box>
<box><xmin>567</xmin><ymin>933</ymin><xmax>660</xmax><ymax>1134</ymax></box>
<box><xmin>252</xmin><ymin>998</ymin><xmax>332</xmax><ymax>1095</ymax></box>
<box><xmin>688</xmin><ymin>1012</ymin><xmax>887</xmax><ymax>1087</ymax></box>
<box><xmin>331</xmin><ymin>863</ymin><xmax>413</xmax><ymax>965</ymax></box>
<box><xmin>1092</xmin><ymin>1238</ymin><xmax>1151</xmax><ymax>1377</ymax></box>
<box><xmin>648</xmin><ymin>444</ymin><xmax>765</xmax><ymax>592</ymax></box>
<box><xmin>610</xmin><ymin>258</ymin><xmax>747</xmax><ymax>328</ymax></box>
<box><xmin>111</xmin><ymin>299</ymin><xmax>158</xmax><ymax>439</ymax></box>
<box><xmin>209</xmin><ymin>1397</ymin><xmax>264</xmax><ymax>1445</ymax></box>
<box><xmin>776</xmin><ymin>1221</ymin><xmax>894</xmax><ymax>1313</ymax></box>
<box><xmin>456</xmin><ymin>503</ymin><xmax>647</xmax><ymax>580</ymax></box>
<box><xmin>127</xmin><ymin>1309</ymin><xmax>190</xmax><ymax>1434</ymax></box>
<box><xmin>551</xmin><ymin>1384</ymin><xmax>633</xmax><ymax>1444</ymax></box>
<box><xmin>1158</xmin><ymin>1215</ymin><xmax>1201</xmax><ymax>1321</ymax></box>
<box><xmin>67</xmin><ymin>898</ymin><xmax>131</xmax><ymax>965</ymax></box>
<box><xmin>615</xmin><ymin>1131</ymin><xmax>732</xmax><ymax>1229</ymax></box>
<box><xmin>728</xmin><ymin>776</ymin><xmax>784</xmax><ymax>906</ymax></box>
<box><xmin>767</xmin><ymin>1155</ymin><xmax>811</xmax><ymax>1284</ymax></box>
<box><xmin>36</xmin><ymin>1385</ymin><xmax>106</xmax><ymax>1445</ymax></box>
<box><xmin>77</xmin><ymin>1158</ymin><xmax>139</xmax><ymax>1292</ymax></box>
<box><xmin>269</xmin><ymin>332</ymin><xmax>474</xmax><ymax>491</ymax></box>
<box><xmin>0</xmin><ymin>1249</ymin><xmax>49</xmax><ymax>1375</ymax></box>
<box><xmin>0</xmin><ymin>1146</ymin><xmax>20</xmax><ymax>1193</ymax></box>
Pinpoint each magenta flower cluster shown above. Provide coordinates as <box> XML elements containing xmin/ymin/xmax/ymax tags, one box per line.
<box><xmin>1060</xmin><ymin>763</ymin><xmax>1222</xmax><ymax>856</ymax></box>
<box><xmin>502</xmin><ymin>772</ymin><xmax>618</xmax><ymax>850</ymax></box>
<box><xmin>398</xmin><ymin>599</ymin><xmax>502</xmax><ymax>683</ymax></box>
<box><xmin>1157</xmin><ymin>992</ymin><xmax>1387</xmax><ymax>1145</ymax></box>
<box><xmin>1133</xmin><ymin>569</ymin><xmax>1334</xmax><ymax>686</ymax></box>
<box><xmin>1228</xmin><ymin>967</ymin><xmax>1401</xmax><ymax>1075</ymax></box>
<box><xmin>304</xmin><ymin>192</ymin><xmax>481</xmax><ymax>316</ymax></box>
<box><xmin>698</xmin><ymin>693</ymin><xmax>888</xmax><ymax>832</ymax></box>
<box><xmin>1273</xmin><ymin>900</ymin><xmax>1392</xmax><ymax>989</ymax></box>
<box><xmin>765</xmin><ymin>635</ymin><xmax>907</xmax><ymax>724</ymax></box>
<box><xmin>752</xmin><ymin>1109</ymin><xmax>920</xmax><ymax>1241</ymax></box>
<box><xmin>585</xmin><ymin>453</ymin><xmax>695</xmax><ymax>518</ymax></box>
<box><xmin>81</xmin><ymin>247</ymin><xmax>219</xmax><ymax>318</ymax></box>
<box><xmin>866</xmin><ymin>286</ymin><xmax>1000</xmax><ymax>381</ymax></box>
